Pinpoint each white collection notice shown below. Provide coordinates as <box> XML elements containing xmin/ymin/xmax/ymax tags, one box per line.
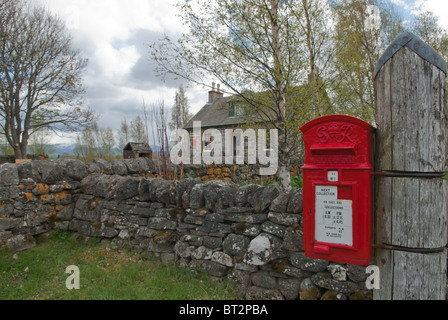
<box><xmin>315</xmin><ymin>186</ymin><xmax>353</xmax><ymax>246</ymax></box>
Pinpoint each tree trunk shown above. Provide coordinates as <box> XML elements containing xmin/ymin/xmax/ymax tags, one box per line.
<box><xmin>270</xmin><ymin>0</ymin><xmax>291</xmax><ymax>191</ymax></box>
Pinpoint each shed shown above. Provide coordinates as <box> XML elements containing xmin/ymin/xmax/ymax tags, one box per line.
<box><xmin>123</xmin><ymin>142</ymin><xmax>152</xmax><ymax>159</ymax></box>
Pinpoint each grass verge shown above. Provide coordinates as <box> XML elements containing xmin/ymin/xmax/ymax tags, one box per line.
<box><xmin>0</xmin><ymin>230</ymin><xmax>237</xmax><ymax>300</ymax></box>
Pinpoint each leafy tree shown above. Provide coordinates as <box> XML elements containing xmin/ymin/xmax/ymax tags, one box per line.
<box><xmin>75</xmin><ymin>127</ymin><xmax>96</xmax><ymax>162</ymax></box>
<box><xmin>150</xmin><ymin>0</ymin><xmax>336</xmax><ymax>190</ymax></box>
<box><xmin>412</xmin><ymin>10</ymin><xmax>448</xmax><ymax>63</ymax></box>
<box><xmin>130</xmin><ymin>115</ymin><xmax>148</xmax><ymax>144</ymax></box>
<box><xmin>0</xmin><ymin>0</ymin><xmax>96</xmax><ymax>160</ymax></box>
<box><xmin>75</xmin><ymin>124</ymin><xmax>116</xmax><ymax>162</ymax></box>
<box><xmin>330</xmin><ymin>0</ymin><xmax>404</xmax><ymax>123</ymax></box>
<box><xmin>28</xmin><ymin>128</ymin><xmax>55</xmax><ymax>157</ymax></box>
<box><xmin>117</xmin><ymin>118</ymin><xmax>131</xmax><ymax>150</ymax></box>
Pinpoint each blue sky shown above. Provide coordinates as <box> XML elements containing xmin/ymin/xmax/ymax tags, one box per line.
<box><xmin>35</xmin><ymin>0</ymin><xmax>448</xmax><ymax>144</ymax></box>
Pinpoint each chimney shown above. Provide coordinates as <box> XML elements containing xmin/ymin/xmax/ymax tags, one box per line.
<box><xmin>208</xmin><ymin>82</ymin><xmax>223</xmax><ymax>103</ymax></box>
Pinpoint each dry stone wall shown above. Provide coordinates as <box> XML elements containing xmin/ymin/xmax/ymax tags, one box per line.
<box><xmin>0</xmin><ymin>159</ymin><xmax>372</xmax><ymax>300</ymax></box>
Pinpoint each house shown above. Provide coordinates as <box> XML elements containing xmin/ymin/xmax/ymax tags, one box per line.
<box><xmin>183</xmin><ymin>82</ymin><xmax>332</xmax><ymax>166</ymax></box>
<box><xmin>183</xmin><ymin>84</ymin><xmax>274</xmax><ymax>162</ymax></box>
<box><xmin>123</xmin><ymin>142</ymin><xmax>152</xmax><ymax>159</ymax></box>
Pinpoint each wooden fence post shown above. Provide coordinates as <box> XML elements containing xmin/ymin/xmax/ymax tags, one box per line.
<box><xmin>374</xmin><ymin>31</ymin><xmax>448</xmax><ymax>300</ymax></box>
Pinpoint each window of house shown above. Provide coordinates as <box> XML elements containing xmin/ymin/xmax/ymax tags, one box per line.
<box><xmin>229</xmin><ymin>103</ymin><xmax>244</xmax><ymax>118</ymax></box>
<box><xmin>203</xmin><ymin>131</ymin><xmax>213</xmax><ymax>151</ymax></box>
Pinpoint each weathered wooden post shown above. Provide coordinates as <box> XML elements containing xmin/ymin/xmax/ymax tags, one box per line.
<box><xmin>374</xmin><ymin>31</ymin><xmax>448</xmax><ymax>300</ymax></box>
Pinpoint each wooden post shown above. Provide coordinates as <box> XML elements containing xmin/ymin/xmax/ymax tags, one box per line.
<box><xmin>374</xmin><ymin>31</ymin><xmax>448</xmax><ymax>300</ymax></box>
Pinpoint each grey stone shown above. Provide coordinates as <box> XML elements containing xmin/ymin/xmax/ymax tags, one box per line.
<box><xmin>248</xmin><ymin>184</ymin><xmax>281</xmax><ymax>213</ymax></box>
<box><xmin>216</xmin><ymin>184</ymin><xmax>239</xmax><ymax>209</ymax></box>
<box><xmin>299</xmin><ymin>278</ymin><xmax>321</xmax><ymax>300</ymax></box>
<box><xmin>0</xmin><ymin>164</ymin><xmax>19</xmax><ymax>186</ymax></box>
<box><xmin>16</xmin><ymin>161</ymin><xmax>40</xmax><ymax>182</ymax></box>
<box><xmin>283</xmin><ymin>265</ymin><xmax>313</xmax><ymax>278</ymax></box>
<box><xmin>94</xmin><ymin>175</ymin><xmax>122</xmax><ymax>199</ymax></box>
<box><xmin>0</xmin><ymin>217</ymin><xmax>22</xmax><ymax>231</ymax></box>
<box><xmin>191</xmin><ymin>245</ymin><xmax>213</xmax><ymax>260</ymax></box>
<box><xmin>235</xmin><ymin>184</ymin><xmax>261</xmax><ymax>207</ymax></box>
<box><xmin>195</xmin><ymin>260</ymin><xmax>229</xmax><ymax>277</ymax></box>
<box><xmin>290</xmin><ymin>252</ymin><xmax>329</xmax><ymax>272</ymax></box>
<box><xmin>197</xmin><ymin>221</ymin><xmax>232</xmax><ymax>234</ymax></box>
<box><xmin>327</xmin><ymin>263</ymin><xmax>347</xmax><ymax>281</ymax></box>
<box><xmin>33</xmin><ymin>161</ymin><xmax>64</xmax><ymax>184</ymax></box>
<box><xmin>224</xmin><ymin>213</ymin><xmax>268</xmax><ymax>224</ymax></box>
<box><xmin>113</xmin><ymin>177</ymin><xmax>141</xmax><ymax>203</ymax></box>
<box><xmin>261</xmin><ymin>221</ymin><xmax>286</xmax><ymax>237</ymax></box>
<box><xmin>6</xmin><ymin>234</ymin><xmax>36</xmax><ymax>252</ymax></box>
<box><xmin>111</xmin><ymin>159</ymin><xmax>128</xmax><ymax>176</ymax></box>
<box><xmin>287</xmin><ymin>188</ymin><xmax>303</xmax><ymax>214</ymax></box>
<box><xmin>148</xmin><ymin>179</ymin><xmax>177</xmax><ymax>205</ymax></box>
<box><xmin>176</xmin><ymin>179</ymin><xmax>201</xmax><ymax>208</ymax></box>
<box><xmin>278</xmin><ymin>277</ymin><xmax>301</xmax><ymax>300</ymax></box>
<box><xmin>203</xmin><ymin>236</ymin><xmax>222</xmax><ymax>249</ymax></box>
<box><xmin>138</xmin><ymin>178</ymin><xmax>151</xmax><ymax>202</ymax></box>
<box><xmin>80</xmin><ymin>174</ymin><xmax>101</xmax><ymax>195</ymax></box>
<box><xmin>91</xmin><ymin>159</ymin><xmax>114</xmax><ymax>175</ymax></box>
<box><xmin>73</xmin><ymin>197</ymin><xmax>103</xmax><ymax>222</ymax></box>
<box><xmin>223</xmin><ymin>234</ymin><xmax>250</xmax><ymax>256</ymax></box>
<box><xmin>224</xmin><ymin>207</ymin><xmax>254</xmax><ymax>214</ymax></box>
<box><xmin>147</xmin><ymin>217</ymin><xmax>177</xmax><ymax>230</ymax></box>
<box><xmin>212</xmin><ymin>251</ymin><xmax>234</xmax><ymax>267</ymax></box>
<box><xmin>227</xmin><ymin>269</ymin><xmax>251</xmax><ymax>298</ymax></box>
<box><xmin>311</xmin><ymin>272</ymin><xmax>360</xmax><ymax>294</ymax></box>
<box><xmin>269</xmin><ymin>192</ymin><xmax>290</xmax><ymax>213</ymax></box>
<box><xmin>0</xmin><ymin>202</ymin><xmax>14</xmax><ymax>218</ymax></box>
<box><xmin>205</xmin><ymin>213</ymin><xmax>224</xmax><ymax>223</ymax></box>
<box><xmin>174</xmin><ymin>241</ymin><xmax>194</xmax><ymax>258</ymax></box>
<box><xmin>123</xmin><ymin>158</ymin><xmax>150</xmax><ymax>175</ymax></box>
<box><xmin>245</xmin><ymin>286</ymin><xmax>283</xmax><ymax>300</ymax></box>
<box><xmin>57</xmin><ymin>159</ymin><xmax>89</xmax><ymax>181</ymax></box>
<box><xmin>283</xmin><ymin>227</ymin><xmax>303</xmax><ymax>252</ymax></box>
<box><xmin>243</xmin><ymin>233</ymin><xmax>281</xmax><ymax>266</ymax></box>
<box><xmin>347</xmin><ymin>264</ymin><xmax>369</xmax><ymax>282</ymax></box>
<box><xmin>232</xmin><ymin>222</ymin><xmax>261</xmax><ymax>237</ymax></box>
<box><xmin>189</xmin><ymin>183</ymin><xmax>205</xmax><ymax>210</ymax></box>
<box><xmin>267</xmin><ymin>212</ymin><xmax>300</xmax><ymax>226</ymax></box>
<box><xmin>251</xmin><ymin>271</ymin><xmax>277</xmax><ymax>289</ymax></box>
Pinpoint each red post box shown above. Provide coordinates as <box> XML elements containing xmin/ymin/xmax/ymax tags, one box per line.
<box><xmin>300</xmin><ymin>115</ymin><xmax>375</xmax><ymax>266</ymax></box>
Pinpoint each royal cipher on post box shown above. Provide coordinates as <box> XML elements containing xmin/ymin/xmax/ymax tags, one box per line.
<box><xmin>300</xmin><ymin>115</ymin><xmax>374</xmax><ymax>266</ymax></box>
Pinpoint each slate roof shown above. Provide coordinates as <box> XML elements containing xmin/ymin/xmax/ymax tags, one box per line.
<box><xmin>123</xmin><ymin>142</ymin><xmax>152</xmax><ymax>153</ymax></box>
<box><xmin>183</xmin><ymin>96</ymin><xmax>252</xmax><ymax>130</ymax></box>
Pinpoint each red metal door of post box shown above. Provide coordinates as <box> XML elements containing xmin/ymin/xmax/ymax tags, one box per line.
<box><xmin>300</xmin><ymin>115</ymin><xmax>374</xmax><ymax>266</ymax></box>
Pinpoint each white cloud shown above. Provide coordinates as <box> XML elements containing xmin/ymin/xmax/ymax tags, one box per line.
<box><xmin>33</xmin><ymin>0</ymin><xmax>191</xmax><ymax>144</ymax></box>
<box><xmin>412</xmin><ymin>0</ymin><xmax>448</xmax><ymax>28</ymax></box>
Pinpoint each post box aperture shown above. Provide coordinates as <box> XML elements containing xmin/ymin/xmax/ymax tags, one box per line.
<box><xmin>300</xmin><ymin>115</ymin><xmax>374</xmax><ymax>266</ymax></box>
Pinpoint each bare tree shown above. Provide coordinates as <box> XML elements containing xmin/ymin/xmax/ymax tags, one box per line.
<box><xmin>0</xmin><ymin>0</ymin><xmax>96</xmax><ymax>160</ymax></box>
<box><xmin>144</xmin><ymin>100</ymin><xmax>172</xmax><ymax>180</ymax></box>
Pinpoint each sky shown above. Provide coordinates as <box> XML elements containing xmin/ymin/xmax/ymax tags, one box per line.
<box><xmin>35</xmin><ymin>0</ymin><xmax>448</xmax><ymax>144</ymax></box>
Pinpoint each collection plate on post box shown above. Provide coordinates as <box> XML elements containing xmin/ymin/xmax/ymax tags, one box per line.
<box><xmin>315</xmin><ymin>185</ymin><xmax>353</xmax><ymax>247</ymax></box>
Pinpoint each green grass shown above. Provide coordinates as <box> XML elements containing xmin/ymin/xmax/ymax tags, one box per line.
<box><xmin>0</xmin><ymin>230</ymin><xmax>237</xmax><ymax>300</ymax></box>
